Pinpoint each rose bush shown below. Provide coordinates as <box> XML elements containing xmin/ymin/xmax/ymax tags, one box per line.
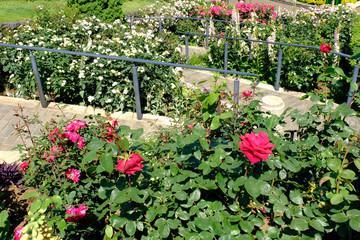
<box><xmin>10</xmin><ymin>75</ymin><xmax>360</xmax><ymax>239</ymax></box>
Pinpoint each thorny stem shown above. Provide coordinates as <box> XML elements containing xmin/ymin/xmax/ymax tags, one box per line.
<box><xmin>127</xmin><ymin>174</ymin><xmax>132</xmax><ymax>188</ymax></box>
<box><xmin>16</xmin><ymin>105</ymin><xmax>37</xmax><ymax>147</ymax></box>
<box><xmin>336</xmin><ymin>137</ymin><xmax>356</xmax><ymax>194</ymax></box>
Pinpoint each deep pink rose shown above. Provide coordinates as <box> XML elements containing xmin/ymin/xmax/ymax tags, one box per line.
<box><xmin>187</xmin><ymin>124</ymin><xmax>194</xmax><ymax>130</ymax></box>
<box><xmin>65</xmin><ymin>168</ymin><xmax>80</xmax><ymax>183</ymax></box>
<box><xmin>116</xmin><ymin>153</ymin><xmax>145</xmax><ymax>175</ymax></box>
<box><xmin>320</xmin><ymin>44</ymin><xmax>332</xmax><ymax>53</ymax></box>
<box><xmin>20</xmin><ymin>161</ymin><xmax>30</xmax><ymax>173</ymax></box>
<box><xmin>14</xmin><ymin>226</ymin><xmax>23</xmax><ymax>240</ymax></box>
<box><xmin>242</xmin><ymin>91</ymin><xmax>252</xmax><ymax>98</ymax></box>
<box><xmin>238</xmin><ymin>132</ymin><xmax>276</xmax><ymax>164</ymax></box>
<box><xmin>66</xmin><ymin>203</ymin><xmax>87</xmax><ymax>223</ymax></box>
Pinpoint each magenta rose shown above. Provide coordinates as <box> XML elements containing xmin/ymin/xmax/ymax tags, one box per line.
<box><xmin>238</xmin><ymin>132</ymin><xmax>276</xmax><ymax>164</ymax></box>
<box><xmin>320</xmin><ymin>44</ymin><xmax>332</xmax><ymax>53</ymax></box>
<box><xmin>116</xmin><ymin>153</ymin><xmax>145</xmax><ymax>175</ymax></box>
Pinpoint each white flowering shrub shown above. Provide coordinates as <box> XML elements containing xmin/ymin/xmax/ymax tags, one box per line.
<box><xmin>0</xmin><ymin>12</ymin><xmax>185</xmax><ymax>114</ymax></box>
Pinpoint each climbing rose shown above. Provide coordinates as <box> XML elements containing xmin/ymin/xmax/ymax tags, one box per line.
<box><xmin>20</xmin><ymin>161</ymin><xmax>30</xmax><ymax>173</ymax></box>
<box><xmin>188</xmin><ymin>124</ymin><xmax>194</xmax><ymax>130</ymax></box>
<box><xmin>116</xmin><ymin>153</ymin><xmax>145</xmax><ymax>175</ymax></box>
<box><xmin>14</xmin><ymin>226</ymin><xmax>23</xmax><ymax>240</ymax></box>
<box><xmin>65</xmin><ymin>168</ymin><xmax>80</xmax><ymax>182</ymax></box>
<box><xmin>238</xmin><ymin>132</ymin><xmax>276</xmax><ymax>164</ymax></box>
<box><xmin>320</xmin><ymin>44</ymin><xmax>332</xmax><ymax>53</ymax></box>
<box><xmin>66</xmin><ymin>203</ymin><xmax>87</xmax><ymax>223</ymax></box>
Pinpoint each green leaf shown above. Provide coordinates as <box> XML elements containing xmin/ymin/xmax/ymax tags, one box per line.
<box><xmin>341</xmin><ymin>169</ymin><xmax>356</xmax><ymax>180</ymax></box>
<box><xmin>105</xmin><ymin>225</ymin><xmax>113</xmax><ymax>238</ymax></box>
<box><xmin>279</xmin><ymin>169</ymin><xmax>287</xmax><ymax>179</ymax></box>
<box><xmin>145</xmin><ymin>208</ymin><xmax>156</xmax><ymax>222</ymax></box>
<box><xmin>273</xmin><ymin>203</ymin><xmax>286</xmax><ymax>214</ymax></box>
<box><xmin>193</xmin><ymin>124</ymin><xmax>206</xmax><ymax>137</ymax></box>
<box><xmin>354</xmin><ymin>159</ymin><xmax>360</xmax><ymax>170</ymax></box>
<box><xmin>87</xmin><ymin>138</ymin><xmax>105</xmax><ymax>150</ymax></box>
<box><xmin>239</xmin><ymin>220</ymin><xmax>254</xmax><ymax>233</ymax></box>
<box><xmin>349</xmin><ymin>216</ymin><xmax>360</xmax><ymax>232</ymax></box>
<box><xmin>125</xmin><ymin>221</ymin><xmax>136</xmax><ymax>236</ymax></box>
<box><xmin>347</xmin><ymin>210</ymin><xmax>360</xmax><ymax>219</ymax></box>
<box><xmin>195</xmin><ymin>217</ymin><xmax>210</xmax><ymax>231</ymax></box>
<box><xmin>208</xmin><ymin>92</ymin><xmax>219</xmax><ymax>105</ymax></box>
<box><xmin>290</xmin><ymin>218</ymin><xmax>308</xmax><ymax>231</ymax></box>
<box><xmin>310</xmin><ymin>219</ymin><xmax>325</xmax><ymax>232</ymax></box>
<box><xmin>110</xmin><ymin>215</ymin><xmax>127</xmax><ymax>228</ymax></box>
<box><xmin>219</xmin><ymin>112</ymin><xmax>233</xmax><ymax>119</ymax></box>
<box><xmin>168</xmin><ymin>219</ymin><xmax>180</xmax><ymax>229</ymax></box>
<box><xmin>175</xmin><ymin>191</ymin><xmax>187</xmax><ymax>201</ymax></box>
<box><xmin>100</xmin><ymin>153</ymin><xmax>114</xmax><ymax>173</ymax></box>
<box><xmin>210</xmin><ymin>116</ymin><xmax>221</xmax><ymax>130</ymax></box>
<box><xmin>23</xmin><ymin>191</ymin><xmax>38</xmax><ymax>199</ymax></box>
<box><xmin>199</xmin><ymin>138</ymin><xmax>209</xmax><ymax>151</ymax></box>
<box><xmin>290</xmin><ymin>190</ymin><xmax>303</xmax><ymax>205</ymax></box>
<box><xmin>310</xmin><ymin>94</ymin><xmax>320</xmax><ymax>103</ymax></box>
<box><xmin>330</xmin><ymin>213</ymin><xmax>348</xmax><ymax>223</ymax></box>
<box><xmin>189</xmin><ymin>189</ymin><xmax>201</xmax><ymax>202</ymax></box>
<box><xmin>330</xmin><ymin>193</ymin><xmax>344</xmax><ymax>205</ymax></box>
<box><xmin>327</xmin><ymin>158</ymin><xmax>341</xmax><ymax>172</ymax></box>
<box><xmin>56</xmin><ymin>219</ymin><xmax>66</xmax><ymax>232</ymax></box>
<box><xmin>350</xmin><ymin>82</ymin><xmax>358</xmax><ymax>92</ymax></box>
<box><xmin>216</xmin><ymin>172</ymin><xmax>227</xmax><ymax>194</ymax></box>
<box><xmin>82</xmin><ymin>150</ymin><xmax>98</xmax><ymax>167</ymax></box>
<box><xmin>159</xmin><ymin>224</ymin><xmax>170</xmax><ymax>238</ymax></box>
<box><xmin>244</xmin><ymin>177</ymin><xmax>260</xmax><ymax>198</ymax></box>
<box><xmin>30</xmin><ymin>199</ymin><xmax>42</xmax><ymax>213</ymax></box>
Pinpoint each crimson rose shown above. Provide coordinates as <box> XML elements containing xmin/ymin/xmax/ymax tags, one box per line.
<box><xmin>320</xmin><ymin>44</ymin><xmax>332</xmax><ymax>53</ymax></box>
<box><xmin>238</xmin><ymin>132</ymin><xmax>276</xmax><ymax>164</ymax></box>
<box><xmin>116</xmin><ymin>153</ymin><xmax>145</xmax><ymax>175</ymax></box>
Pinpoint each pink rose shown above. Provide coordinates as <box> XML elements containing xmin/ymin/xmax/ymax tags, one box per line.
<box><xmin>20</xmin><ymin>161</ymin><xmax>30</xmax><ymax>173</ymax></box>
<box><xmin>187</xmin><ymin>124</ymin><xmax>194</xmax><ymax>130</ymax></box>
<box><xmin>14</xmin><ymin>226</ymin><xmax>23</xmax><ymax>240</ymax></box>
<box><xmin>116</xmin><ymin>153</ymin><xmax>145</xmax><ymax>175</ymax></box>
<box><xmin>242</xmin><ymin>91</ymin><xmax>252</xmax><ymax>98</ymax></box>
<box><xmin>238</xmin><ymin>132</ymin><xmax>276</xmax><ymax>164</ymax></box>
<box><xmin>320</xmin><ymin>44</ymin><xmax>332</xmax><ymax>53</ymax></box>
<box><xmin>66</xmin><ymin>203</ymin><xmax>87</xmax><ymax>223</ymax></box>
<box><xmin>65</xmin><ymin>168</ymin><xmax>80</xmax><ymax>182</ymax></box>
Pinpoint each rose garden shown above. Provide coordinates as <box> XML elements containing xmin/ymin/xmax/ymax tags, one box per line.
<box><xmin>1</xmin><ymin>0</ymin><xmax>360</xmax><ymax>239</ymax></box>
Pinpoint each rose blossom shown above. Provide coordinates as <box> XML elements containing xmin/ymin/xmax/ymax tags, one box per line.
<box><xmin>320</xmin><ymin>44</ymin><xmax>332</xmax><ymax>53</ymax></box>
<box><xmin>238</xmin><ymin>131</ymin><xmax>276</xmax><ymax>164</ymax></box>
<box><xmin>65</xmin><ymin>119</ymin><xmax>86</xmax><ymax>132</ymax></box>
<box><xmin>14</xmin><ymin>226</ymin><xmax>23</xmax><ymax>240</ymax></box>
<box><xmin>65</xmin><ymin>168</ymin><xmax>80</xmax><ymax>182</ymax></box>
<box><xmin>66</xmin><ymin>203</ymin><xmax>87</xmax><ymax>223</ymax></box>
<box><xmin>187</xmin><ymin>124</ymin><xmax>194</xmax><ymax>130</ymax></box>
<box><xmin>20</xmin><ymin>161</ymin><xmax>30</xmax><ymax>173</ymax></box>
<box><xmin>116</xmin><ymin>153</ymin><xmax>145</xmax><ymax>175</ymax></box>
<box><xmin>242</xmin><ymin>91</ymin><xmax>252</xmax><ymax>98</ymax></box>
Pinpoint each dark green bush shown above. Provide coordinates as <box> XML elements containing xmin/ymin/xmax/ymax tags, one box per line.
<box><xmin>67</xmin><ymin>0</ymin><xmax>125</xmax><ymax>22</ymax></box>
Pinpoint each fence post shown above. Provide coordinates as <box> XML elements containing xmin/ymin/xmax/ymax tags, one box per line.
<box><xmin>185</xmin><ymin>35</ymin><xmax>189</xmax><ymax>64</ymax></box>
<box><xmin>130</xmin><ymin>16</ymin><xmax>133</xmax><ymax>28</ymax></box>
<box><xmin>30</xmin><ymin>52</ymin><xmax>47</xmax><ymax>108</ymax></box>
<box><xmin>347</xmin><ymin>60</ymin><xmax>359</xmax><ymax>107</ymax></box>
<box><xmin>224</xmin><ymin>39</ymin><xmax>228</xmax><ymax>77</ymax></box>
<box><xmin>275</xmin><ymin>47</ymin><xmax>283</xmax><ymax>91</ymax></box>
<box><xmin>159</xmin><ymin>19</ymin><xmax>162</xmax><ymax>35</ymax></box>
<box><xmin>205</xmin><ymin>20</ymin><xmax>209</xmax><ymax>49</ymax></box>
<box><xmin>234</xmin><ymin>75</ymin><xmax>239</xmax><ymax>104</ymax></box>
<box><xmin>132</xmin><ymin>64</ymin><xmax>143</xmax><ymax>120</ymax></box>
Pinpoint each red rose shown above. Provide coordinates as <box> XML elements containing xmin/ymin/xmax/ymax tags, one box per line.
<box><xmin>238</xmin><ymin>132</ymin><xmax>276</xmax><ymax>164</ymax></box>
<box><xmin>320</xmin><ymin>44</ymin><xmax>332</xmax><ymax>53</ymax></box>
<box><xmin>116</xmin><ymin>153</ymin><xmax>145</xmax><ymax>175</ymax></box>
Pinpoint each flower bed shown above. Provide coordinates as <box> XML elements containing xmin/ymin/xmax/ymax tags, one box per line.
<box><xmin>3</xmin><ymin>77</ymin><xmax>359</xmax><ymax>239</ymax></box>
<box><xmin>0</xmin><ymin>10</ymin><xmax>184</xmax><ymax>115</ymax></box>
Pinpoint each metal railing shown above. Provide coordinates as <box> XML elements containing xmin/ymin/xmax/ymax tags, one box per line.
<box><xmin>178</xmin><ymin>31</ymin><xmax>359</xmax><ymax>107</ymax></box>
<box><xmin>0</xmin><ymin>43</ymin><xmax>259</xmax><ymax>120</ymax></box>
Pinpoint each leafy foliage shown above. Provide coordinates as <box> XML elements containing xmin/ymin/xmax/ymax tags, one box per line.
<box><xmin>67</xmin><ymin>0</ymin><xmax>125</xmax><ymax>22</ymax></box>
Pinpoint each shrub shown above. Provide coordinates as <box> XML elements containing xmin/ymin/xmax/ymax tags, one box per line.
<box><xmin>0</xmin><ymin>13</ymin><xmax>184</xmax><ymax>114</ymax></box>
<box><xmin>15</xmin><ymin>76</ymin><xmax>360</xmax><ymax>239</ymax></box>
<box><xmin>66</xmin><ymin>0</ymin><xmax>125</xmax><ymax>22</ymax></box>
